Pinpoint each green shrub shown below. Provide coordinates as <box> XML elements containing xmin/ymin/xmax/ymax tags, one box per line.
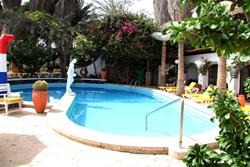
<box><xmin>183</xmin><ymin>88</ymin><xmax>250</xmax><ymax>166</ymax></box>
<box><xmin>244</xmin><ymin>78</ymin><xmax>250</xmax><ymax>96</ymax></box>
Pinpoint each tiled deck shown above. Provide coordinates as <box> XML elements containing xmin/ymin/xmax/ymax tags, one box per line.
<box><xmin>0</xmin><ymin>108</ymin><xmax>185</xmax><ymax>167</ymax></box>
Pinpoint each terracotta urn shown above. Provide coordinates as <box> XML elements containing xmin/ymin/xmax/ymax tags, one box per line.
<box><xmin>238</xmin><ymin>94</ymin><xmax>246</xmax><ymax>107</ymax></box>
<box><xmin>32</xmin><ymin>80</ymin><xmax>48</xmax><ymax>113</ymax></box>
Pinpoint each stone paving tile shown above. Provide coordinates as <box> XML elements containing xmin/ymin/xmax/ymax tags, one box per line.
<box><xmin>0</xmin><ymin>108</ymin><xmax>185</xmax><ymax>167</ymax></box>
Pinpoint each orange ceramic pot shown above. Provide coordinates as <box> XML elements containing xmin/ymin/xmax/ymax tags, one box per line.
<box><xmin>32</xmin><ymin>90</ymin><xmax>48</xmax><ymax>113</ymax></box>
<box><xmin>238</xmin><ymin>94</ymin><xmax>246</xmax><ymax>107</ymax></box>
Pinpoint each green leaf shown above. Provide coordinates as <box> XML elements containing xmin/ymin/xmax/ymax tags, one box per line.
<box><xmin>210</xmin><ymin>24</ymin><xmax>217</xmax><ymax>29</ymax></box>
<box><xmin>224</xmin><ymin>113</ymin><xmax>230</xmax><ymax>119</ymax></box>
<box><xmin>245</xmin><ymin>135</ymin><xmax>250</xmax><ymax>144</ymax></box>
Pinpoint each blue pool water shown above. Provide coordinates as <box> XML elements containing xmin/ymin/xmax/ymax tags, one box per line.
<box><xmin>12</xmin><ymin>83</ymin><xmax>216</xmax><ymax>137</ymax></box>
<box><xmin>11</xmin><ymin>83</ymin><xmax>65</xmax><ymax>103</ymax></box>
<box><xmin>66</xmin><ymin>84</ymin><xmax>216</xmax><ymax>137</ymax></box>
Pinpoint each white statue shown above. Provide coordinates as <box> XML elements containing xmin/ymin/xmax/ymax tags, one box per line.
<box><xmin>66</xmin><ymin>59</ymin><xmax>77</xmax><ymax>96</ymax></box>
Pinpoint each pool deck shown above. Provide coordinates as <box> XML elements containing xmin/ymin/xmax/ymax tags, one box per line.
<box><xmin>0</xmin><ymin>85</ymin><xmax>219</xmax><ymax>166</ymax></box>
<box><xmin>0</xmin><ymin>107</ymin><xmax>185</xmax><ymax>167</ymax></box>
<box><xmin>47</xmin><ymin>89</ymin><xmax>219</xmax><ymax>160</ymax></box>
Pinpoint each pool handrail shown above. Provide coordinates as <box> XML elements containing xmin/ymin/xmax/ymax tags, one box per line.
<box><xmin>129</xmin><ymin>80</ymin><xmax>140</xmax><ymax>87</ymax></box>
<box><xmin>145</xmin><ymin>98</ymin><xmax>181</xmax><ymax>131</ymax></box>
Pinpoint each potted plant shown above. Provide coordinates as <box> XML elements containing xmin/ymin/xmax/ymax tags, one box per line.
<box><xmin>237</xmin><ymin>77</ymin><xmax>250</xmax><ymax>107</ymax></box>
<box><xmin>197</xmin><ymin>57</ymin><xmax>211</xmax><ymax>90</ymax></box>
<box><xmin>198</xmin><ymin>57</ymin><xmax>211</xmax><ymax>75</ymax></box>
<box><xmin>32</xmin><ymin>80</ymin><xmax>48</xmax><ymax>113</ymax></box>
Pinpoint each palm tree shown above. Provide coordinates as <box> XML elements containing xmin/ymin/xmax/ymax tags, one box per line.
<box><xmin>217</xmin><ymin>55</ymin><xmax>227</xmax><ymax>91</ymax></box>
<box><xmin>176</xmin><ymin>41</ymin><xmax>185</xmax><ymax>96</ymax></box>
<box><xmin>172</xmin><ymin>3</ymin><xmax>193</xmax><ymax>96</ymax></box>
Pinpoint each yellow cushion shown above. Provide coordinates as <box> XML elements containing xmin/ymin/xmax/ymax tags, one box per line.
<box><xmin>159</xmin><ymin>86</ymin><xmax>176</xmax><ymax>89</ymax></box>
<box><xmin>53</xmin><ymin>68</ymin><xmax>61</xmax><ymax>73</ymax></box>
<box><xmin>241</xmin><ymin>106</ymin><xmax>250</xmax><ymax>113</ymax></box>
<box><xmin>182</xmin><ymin>93</ymin><xmax>203</xmax><ymax>98</ymax></box>
<box><xmin>0</xmin><ymin>97</ymin><xmax>23</xmax><ymax>104</ymax></box>
<box><xmin>193</xmin><ymin>96</ymin><xmax>213</xmax><ymax>103</ymax></box>
<box><xmin>185</xmin><ymin>82</ymin><xmax>196</xmax><ymax>91</ymax></box>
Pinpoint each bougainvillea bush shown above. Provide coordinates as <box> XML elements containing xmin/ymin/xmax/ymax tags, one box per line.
<box><xmin>105</xmin><ymin>13</ymin><xmax>159</xmax><ymax>59</ymax></box>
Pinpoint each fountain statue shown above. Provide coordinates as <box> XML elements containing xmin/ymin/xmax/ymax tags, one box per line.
<box><xmin>66</xmin><ymin>59</ymin><xmax>77</xmax><ymax>96</ymax></box>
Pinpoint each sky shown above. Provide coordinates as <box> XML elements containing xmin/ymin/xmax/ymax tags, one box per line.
<box><xmin>129</xmin><ymin>0</ymin><xmax>154</xmax><ymax>16</ymax></box>
<box><xmin>84</xmin><ymin>0</ymin><xmax>154</xmax><ymax>17</ymax></box>
<box><xmin>22</xmin><ymin>0</ymin><xmax>154</xmax><ymax>17</ymax></box>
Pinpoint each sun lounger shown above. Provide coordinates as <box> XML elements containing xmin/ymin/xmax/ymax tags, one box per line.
<box><xmin>182</xmin><ymin>85</ymin><xmax>216</xmax><ymax>98</ymax></box>
<box><xmin>17</xmin><ymin>73</ymin><xmax>31</xmax><ymax>78</ymax></box>
<box><xmin>241</xmin><ymin>106</ymin><xmax>250</xmax><ymax>120</ymax></box>
<box><xmin>241</xmin><ymin>106</ymin><xmax>250</xmax><ymax>113</ymax></box>
<box><xmin>0</xmin><ymin>83</ymin><xmax>23</xmax><ymax>114</ymax></box>
<box><xmin>159</xmin><ymin>82</ymin><xmax>197</xmax><ymax>93</ymax></box>
<box><xmin>159</xmin><ymin>86</ymin><xmax>177</xmax><ymax>92</ymax></box>
<box><xmin>51</xmin><ymin>68</ymin><xmax>62</xmax><ymax>78</ymax></box>
<box><xmin>37</xmin><ymin>67</ymin><xmax>50</xmax><ymax>78</ymax></box>
<box><xmin>8</xmin><ymin>66</ymin><xmax>21</xmax><ymax>78</ymax></box>
<box><xmin>8</xmin><ymin>65</ymin><xmax>31</xmax><ymax>78</ymax></box>
<box><xmin>192</xmin><ymin>96</ymin><xmax>214</xmax><ymax>104</ymax></box>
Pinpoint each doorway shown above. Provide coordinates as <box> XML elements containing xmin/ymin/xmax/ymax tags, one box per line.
<box><xmin>208</xmin><ymin>64</ymin><xmax>218</xmax><ymax>85</ymax></box>
<box><xmin>239</xmin><ymin>65</ymin><xmax>250</xmax><ymax>94</ymax></box>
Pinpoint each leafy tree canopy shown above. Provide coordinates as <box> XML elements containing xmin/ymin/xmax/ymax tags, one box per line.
<box><xmin>8</xmin><ymin>38</ymin><xmax>57</xmax><ymax>73</ymax></box>
<box><xmin>180</xmin><ymin>0</ymin><xmax>250</xmax><ymax>13</ymax></box>
<box><xmin>163</xmin><ymin>0</ymin><xmax>250</xmax><ymax>57</ymax></box>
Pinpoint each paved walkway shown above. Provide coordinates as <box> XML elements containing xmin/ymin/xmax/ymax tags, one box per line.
<box><xmin>0</xmin><ymin>108</ymin><xmax>185</xmax><ymax>167</ymax></box>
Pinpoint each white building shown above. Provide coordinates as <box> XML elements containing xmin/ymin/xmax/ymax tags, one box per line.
<box><xmin>185</xmin><ymin>52</ymin><xmax>248</xmax><ymax>95</ymax></box>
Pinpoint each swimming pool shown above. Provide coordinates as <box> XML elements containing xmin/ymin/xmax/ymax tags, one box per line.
<box><xmin>11</xmin><ymin>83</ymin><xmax>66</xmax><ymax>103</ymax></box>
<box><xmin>11</xmin><ymin>83</ymin><xmax>216</xmax><ymax>137</ymax></box>
<box><xmin>12</xmin><ymin>83</ymin><xmax>216</xmax><ymax>137</ymax></box>
<box><xmin>66</xmin><ymin>84</ymin><xmax>216</xmax><ymax>137</ymax></box>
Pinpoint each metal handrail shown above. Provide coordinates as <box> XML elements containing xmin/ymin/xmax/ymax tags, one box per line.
<box><xmin>145</xmin><ymin>98</ymin><xmax>181</xmax><ymax>130</ymax></box>
<box><xmin>179</xmin><ymin>99</ymin><xmax>184</xmax><ymax>148</ymax></box>
<box><xmin>129</xmin><ymin>80</ymin><xmax>134</xmax><ymax>87</ymax></box>
<box><xmin>129</xmin><ymin>80</ymin><xmax>140</xmax><ymax>87</ymax></box>
<box><xmin>134</xmin><ymin>80</ymin><xmax>140</xmax><ymax>87</ymax></box>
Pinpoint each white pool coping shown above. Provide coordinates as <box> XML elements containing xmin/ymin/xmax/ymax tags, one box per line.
<box><xmin>47</xmin><ymin>87</ymin><xmax>219</xmax><ymax>159</ymax></box>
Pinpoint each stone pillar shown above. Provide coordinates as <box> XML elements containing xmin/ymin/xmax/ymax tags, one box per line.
<box><xmin>198</xmin><ymin>73</ymin><xmax>208</xmax><ymax>90</ymax></box>
<box><xmin>145</xmin><ymin>71</ymin><xmax>151</xmax><ymax>86</ymax></box>
<box><xmin>160</xmin><ymin>41</ymin><xmax>166</xmax><ymax>86</ymax></box>
<box><xmin>158</xmin><ymin>66</ymin><xmax>161</xmax><ymax>86</ymax></box>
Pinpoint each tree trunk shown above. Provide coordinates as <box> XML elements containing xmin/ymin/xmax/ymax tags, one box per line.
<box><xmin>245</xmin><ymin>13</ymin><xmax>250</xmax><ymax>22</ymax></box>
<box><xmin>153</xmin><ymin>0</ymin><xmax>172</xmax><ymax>27</ymax></box>
<box><xmin>58</xmin><ymin>39</ymin><xmax>72</xmax><ymax>76</ymax></box>
<box><xmin>54</xmin><ymin>0</ymin><xmax>78</xmax><ymax>19</ymax></box>
<box><xmin>176</xmin><ymin>41</ymin><xmax>185</xmax><ymax>96</ymax></box>
<box><xmin>217</xmin><ymin>55</ymin><xmax>227</xmax><ymax>92</ymax></box>
<box><xmin>2</xmin><ymin>0</ymin><xmax>21</xmax><ymax>9</ymax></box>
<box><xmin>29</xmin><ymin>0</ymin><xmax>58</xmax><ymax>14</ymax></box>
<box><xmin>153</xmin><ymin>0</ymin><xmax>194</xmax><ymax>26</ymax></box>
<box><xmin>53</xmin><ymin>0</ymin><xmax>79</xmax><ymax>76</ymax></box>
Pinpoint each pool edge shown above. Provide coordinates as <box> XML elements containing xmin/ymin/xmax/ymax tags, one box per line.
<box><xmin>47</xmin><ymin>86</ymin><xmax>219</xmax><ymax>159</ymax></box>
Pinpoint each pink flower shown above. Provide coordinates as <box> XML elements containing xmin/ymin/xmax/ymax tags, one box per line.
<box><xmin>121</xmin><ymin>22</ymin><xmax>139</xmax><ymax>36</ymax></box>
<box><xmin>116</xmin><ymin>31</ymin><xmax>123</xmax><ymax>37</ymax></box>
<box><xmin>91</xmin><ymin>26</ymin><xmax>97</xmax><ymax>33</ymax></box>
